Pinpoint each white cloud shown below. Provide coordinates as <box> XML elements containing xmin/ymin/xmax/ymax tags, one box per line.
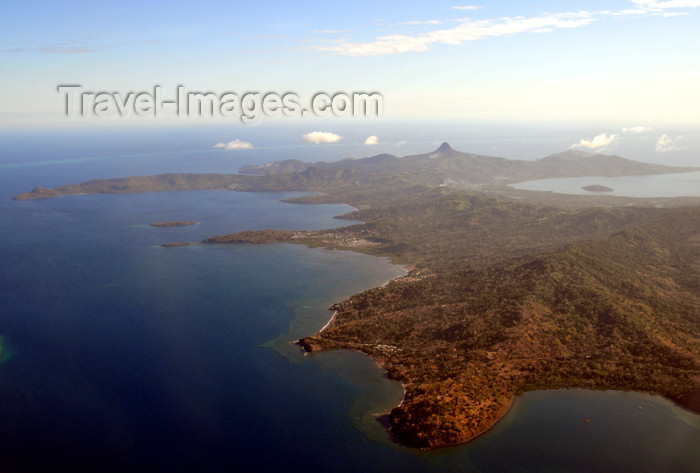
<box><xmin>322</xmin><ymin>34</ymin><xmax>430</xmax><ymax>56</ymax></box>
<box><xmin>571</xmin><ymin>133</ymin><xmax>618</xmax><ymax>151</ymax></box>
<box><xmin>622</xmin><ymin>126</ymin><xmax>653</xmax><ymax>133</ymax></box>
<box><xmin>313</xmin><ymin>2</ymin><xmax>700</xmax><ymax>57</ymax></box>
<box><xmin>397</xmin><ymin>20</ymin><xmax>443</xmax><ymax>26</ymax></box>
<box><xmin>316</xmin><ymin>12</ymin><xmax>596</xmax><ymax>56</ymax></box>
<box><xmin>302</xmin><ymin>131</ymin><xmax>343</xmax><ymax>144</ymax></box>
<box><xmin>214</xmin><ymin>139</ymin><xmax>254</xmax><ymax>150</ymax></box>
<box><xmin>616</xmin><ymin>0</ymin><xmax>700</xmax><ymax>16</ymax></box>
<box><xmin>655</xmin><ymin>134</ymin><xmax>685</xmax><ymax>152</ymax></box>
<box><xmin>631</xmin><ymin>0</ymin><xmax>700</xmax><ymax>9</ymax></box>
<box><xmin>364</xmin><ymin>135</ymin><xmax>379</xmax><ymax>145</ymax></box>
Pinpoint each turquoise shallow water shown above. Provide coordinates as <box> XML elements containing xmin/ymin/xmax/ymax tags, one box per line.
<box><xmin>1</xmin><ymin>132</ymin><xmax>699</xmax><ymax>472</ymax></box>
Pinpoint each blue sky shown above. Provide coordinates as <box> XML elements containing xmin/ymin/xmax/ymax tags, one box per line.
<box><xmin>1</xmin><ymin>0</ymin><xmax>699</xmax><ymax>133</ymax></box>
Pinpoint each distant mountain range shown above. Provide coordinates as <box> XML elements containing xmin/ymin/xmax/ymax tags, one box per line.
<box><xmin>239</xmin><ymin>143</ymin><xmax>696</xmax><ymax>187</ymax></box>
<box><xmin>14</xmin><ymin>143</ymin><xmax>697</xmax><ymax>200</ymax></box>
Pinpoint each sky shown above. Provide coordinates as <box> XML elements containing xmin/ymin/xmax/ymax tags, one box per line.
<box><xmin>1</xmin><ymin>0</ymin><xmax>699</xmax><ymax>145</ymax></box>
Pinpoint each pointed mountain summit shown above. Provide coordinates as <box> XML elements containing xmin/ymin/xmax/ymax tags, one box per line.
<box><xmin>436</xmin><ymin>142</ymin><xmax>453</xmax><ymax>153</ymax></box>
<box><xmin>430</xmin><ymin>142</ymin><xmax>458</xmax><ymax>158</ymax></box>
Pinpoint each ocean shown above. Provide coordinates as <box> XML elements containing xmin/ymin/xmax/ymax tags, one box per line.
<box><xmin>1</xmin><ymin>127</ymin><xmax>699</xmax><ymax>473</ymax></box>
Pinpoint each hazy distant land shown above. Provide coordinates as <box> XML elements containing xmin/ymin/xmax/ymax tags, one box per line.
<box><xmin>150</xmin><ymin>221</ymin><xmax>198</xmax><ymax>227</ymax></box>
<box><xmin>14</xmin><ymin>144</ymin><xmax>700</xmax><ymax>448</ymax></box>
<box><xmin>14</xmin><ymin>144</ymin><xmax>697</xmax><ymax>202</ymax></box>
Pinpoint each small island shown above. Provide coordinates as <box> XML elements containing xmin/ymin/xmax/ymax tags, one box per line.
<box><xmin>582</xmin><ymin>184</ymin><xmax>614</xmax><ymax>192</ymax></box>
<box><xmin>161</xmin><ymin>242</ymin><xmax>192</xmax><ymax>247</ymax></box>
<box><xmin>150</xmin><ymin>221</ymin><xmax>198</xmax><ymax>227</ymax></box>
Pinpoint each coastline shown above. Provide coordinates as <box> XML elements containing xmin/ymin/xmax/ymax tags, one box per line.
<box><xmin>152</xmin><ymin>189</ymin><xmax>700</xmax><ymax>449</ymax></box>
<box><xmin>351</xmin><ymin>342</ymin><xmax>513</xmax><ymax>450</ymax></box>
<box><xmin>319</xmin><ymin>267</ymin><xmax>410</xmax><ymax>335</ymax></box>
<box><xmin>13</xmin><ymin>167</ymin><xmax>700</xmax><ymax>452</ymax></box>
<box><xmin>318</xmin><ymin>310</ymin><xmax>337</xmax><ymax>334</ymax></box>
<box><xmin>422</xmin><ymin>396</ymin><xmax>516</xmax><ymax>450</ymax></box>
<box><xmin>6</xmin><ymin>139</ymin><xmax>700</xmax><ymax>472</ymax></box>
<box><xmin>292</xmin><ymin>264</ymin><xmax>410</xmax><ymax>444</ymax></box>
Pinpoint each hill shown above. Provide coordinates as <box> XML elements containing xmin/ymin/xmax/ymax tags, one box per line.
<box><xmin>294</xmin><ymin>190</ymin><xmax>671</xmax><ymax>271</ymax></box>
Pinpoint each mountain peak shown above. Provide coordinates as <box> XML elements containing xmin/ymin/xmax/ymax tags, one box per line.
<box><xmin>436</xmin><ymin>142</ymin><xmax>453</xmax><ymax>153</ymax></box>
<box><xmin>428</xmin><ymin>142</ymin><xmax>456</xmax><ymax>159</ymax></box>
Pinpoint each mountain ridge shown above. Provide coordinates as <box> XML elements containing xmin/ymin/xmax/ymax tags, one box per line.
<box><xmin>237</xmin><ymin>143</ymin><xmax>696</xmax><ymax>186</ymax></box>
<box><xmin>16</xmin><ymin>144</ymin><xmax>696</xmax><ymax>201</ymax></box>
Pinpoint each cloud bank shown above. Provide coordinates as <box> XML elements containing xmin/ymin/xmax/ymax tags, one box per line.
<box><xmin>302</xmin><ymin>131</ymin><xmax>342</xmax><ymax>144</ymax></box>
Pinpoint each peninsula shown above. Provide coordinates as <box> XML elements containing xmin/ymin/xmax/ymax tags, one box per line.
<box><xmin>14</xmin><ymin>144</ymin><xmax>700</xmax><ymax>448</ymax></box>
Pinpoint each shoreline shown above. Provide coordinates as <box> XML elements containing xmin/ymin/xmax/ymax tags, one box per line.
<box><xmin>318</xmin><ymin>310</ymin><xmax>337</xmax><ymax>333</ymax></box>
<box><xmin>274</xmin><ymin>190</ymin><xmax>700</xmax><ymax>450</ymax></box>
<box><xmin>423</xmin><ymin>396</ymin><xmax>516</xmax><ymax>450</ymax></box>
<box><xmin>16</xmin><ymin>176</ymin><xmax>699</xmax><ymax>451</ymax></box>
<box><xmin>318</xmin><ymin>266</ymin><xmax>409</xmax><ymax>334</ymax></box>
<box><xmin>297</xmin><ymin>266</ymin><xmax>411</xmax><ymax>444</ymax></box>
<box><xmin>295</xmin><ymin>263</ymin><xmax>521</xmax><ymax>450</ymax></box>
<box><xmin>323</xmin><ymin>341</ymin><xmax>516</xmax><ymax>450</ymax></box>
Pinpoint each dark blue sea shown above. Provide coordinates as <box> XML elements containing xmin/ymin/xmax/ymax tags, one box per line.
<box><xmin>1</xmin><ymin>127</ymin><xmax>699</xmax><ymax>473</ymax></box>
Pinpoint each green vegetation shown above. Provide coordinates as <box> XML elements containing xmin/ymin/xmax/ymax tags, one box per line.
<box><xmin>295</xmin><ymin>189</ymin><xmax>671</xmax><ymax>271</ymax></box>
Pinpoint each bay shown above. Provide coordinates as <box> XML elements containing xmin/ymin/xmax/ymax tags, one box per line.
<box><xmin>510</xmin><ymin>171</ymin><xmax>700</xmax><ymax>198</ymax></box>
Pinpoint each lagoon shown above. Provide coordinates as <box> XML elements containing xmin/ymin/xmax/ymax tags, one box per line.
<box><xmin>510</xmin><ymin>171</ymin><xmax>700</xmax><ymax>198</ymax></box>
